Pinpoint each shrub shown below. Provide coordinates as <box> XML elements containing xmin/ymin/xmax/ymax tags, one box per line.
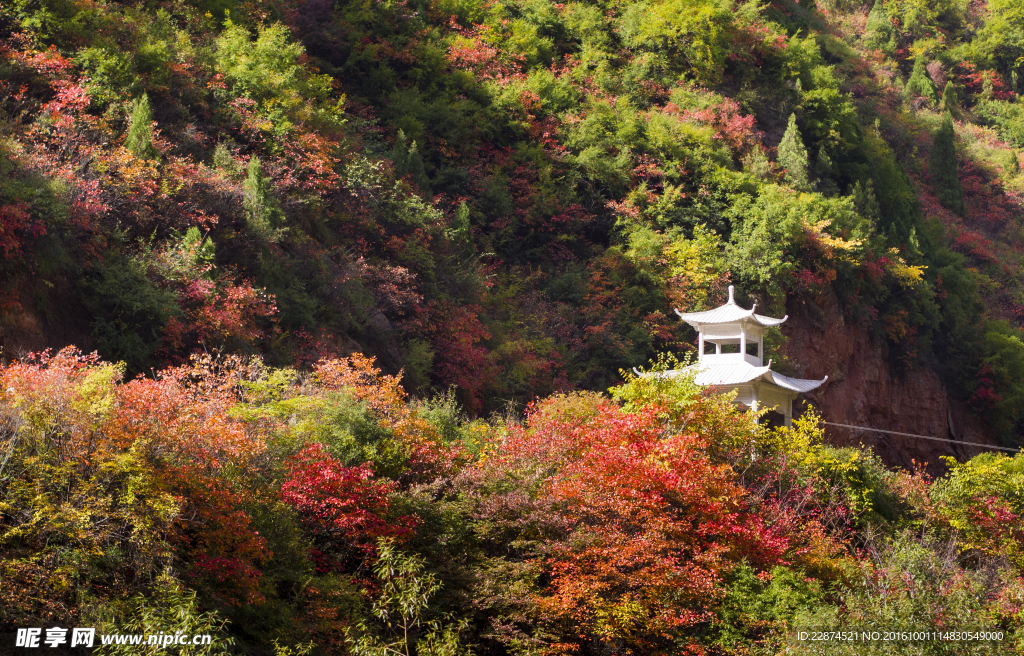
<box><xmin>788</xmin><ymin>535</ymin><xmax>1007</xmax><ymax>655</ymax></box>
<box><xmin>932</xmin><ymin>450</ymin><xmax>1024</xmax><ymax>564</ymax></box>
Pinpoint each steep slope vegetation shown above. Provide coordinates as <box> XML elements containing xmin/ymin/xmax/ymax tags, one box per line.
<box><xmin>2</xmin><ymin>0</ymin><xmax>1024</xmax><ymax>445</ymax></box>
<box><xmin>5</xmin><ymin>2</ymin><xmax>1024</xmax><ymax>652</ymax></box>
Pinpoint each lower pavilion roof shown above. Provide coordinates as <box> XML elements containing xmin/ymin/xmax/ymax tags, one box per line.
<box><xmin>653</xmin><ymin>361</ymin><xmax>828</xmax><ymax>394</ymax></box>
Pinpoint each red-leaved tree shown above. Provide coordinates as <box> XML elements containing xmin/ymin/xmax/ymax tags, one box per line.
<box><xmin>474</xmin><ymin>399</ymin><xmax>790</xmax><ymax>653</ymax></box>
<box><xmin>282</xmin><ymin>443</ymin><xmax>416</xmax><ymax>573</ymax></box>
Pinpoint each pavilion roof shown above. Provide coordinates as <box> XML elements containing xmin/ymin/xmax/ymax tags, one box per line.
<box><xmin>644</xmin><ymin>361</ymin><xmax>828</xmax><ymax>394</ymax></box>
<box><xmin>674</xmin><ymin>286</ymin><xmax>787</xmax><ymax>329</ymax></box>
<box><xmin>691</xmin><ymin>362</ymin><xmax>827</xmax><ymax>393</ymax></box>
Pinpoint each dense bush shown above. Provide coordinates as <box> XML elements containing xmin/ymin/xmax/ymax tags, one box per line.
<box><xmin>1</xmin><ymin>350</ymin><xmax>1021</xmax><ymax>654</ymax></box>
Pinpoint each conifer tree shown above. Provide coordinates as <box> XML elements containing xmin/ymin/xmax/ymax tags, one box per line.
<box><xmin>941</xmin><ymin>81</ymin><xmax>959</xmax><ymax>116</ymax></box>
<box><xmin>243</xmin><ymin>156</ymin><xmax>284</xmax><ymax>239</ymax></box>
<box><xmin>446</xmin><ymin>201</ymin><xmax>475</xmax><ymax>260</ymax></box>
<box><xmin>405</xmin><ymin>141</ymin><xmax>430</xmax><ymax>196</ymax></box>
<box><xmin>1005</xmin><ymin>150</ymin><xmax>1021</xmax><ymax>177</ymax></box>
<box><xmin>125</xmin><ymin>93</ymin><xmax>158</xmax><ymax>160</ymax></box>
<box><xmin>814</xmin><ymin>147</ymin><xmax>839</xmax><ymax>196</ymax></box>
<box><xmin>391</xmin><ymin>129</ymin><xmax>431</xmax><ymax>196</ymax></box>
<box><xmin>778</xmin><ymin>113</ymin><xmax>810</xmax><ymax>191</ymax></box>
<box><xmin>852</xmin><ymin>179</ymin><xmax>881</xmax><ymax>222</ymax></box>
<box><xmin>905</xmin><ymin>55</ymin><xmax>938</xmax><ymax>105</ymax></box>
<box><xmin>392</xmin><ymin>129</ymin><xmax>411</xmax><ymax>172</ymax></box>
<box><xmin>742</xmin><ymin>146</ymin><xmax>773</xmax><ymax>180</ymax></box>
<box><xmin>930</xmin><ymin>112</ymin><xmax>965</xmax><ymax>216</ymax></box>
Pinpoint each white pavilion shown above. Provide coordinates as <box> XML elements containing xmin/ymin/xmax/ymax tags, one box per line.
<box><xmin>673</xmin><ymin>285</ymin><xmax>827</xmax><ymax>426</ymax></box>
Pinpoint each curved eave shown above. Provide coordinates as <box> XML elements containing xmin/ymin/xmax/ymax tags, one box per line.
<box><xmin>752</xmin><ymin>312</ymin><xmax>788</xmax><ymax>327</ymax></box>
<box><xmin>652</xmin><ymin>363</ymin><xmax>828</xmax><ymax>395</ymax></box>
<box><xmin>674</xmin><ymin>307</ymin><xmax>788</xmax><ymax>329</ymax></box>
<box><xmin>767</xmin><ymin>372</ymin><xmax>828</xmax><ymax>393</ymax></box>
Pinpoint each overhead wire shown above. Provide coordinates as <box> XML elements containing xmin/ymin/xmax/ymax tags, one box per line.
<box><xmin>823</xmin><ymin>421</ymin><xmax>1020</xmax><ymax>454</ymax></box>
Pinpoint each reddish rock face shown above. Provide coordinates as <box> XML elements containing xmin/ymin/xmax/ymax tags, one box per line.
<box><xmin>781</xmin><ymin>288</ymin><xmax>994</xmax><ymax>475</ymax></box>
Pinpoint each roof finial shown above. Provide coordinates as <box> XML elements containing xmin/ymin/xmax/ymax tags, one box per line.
<box><xmin>728</xmin><ymin>285</ymin><xmax>735</xmax><ymax>304</ymax></box>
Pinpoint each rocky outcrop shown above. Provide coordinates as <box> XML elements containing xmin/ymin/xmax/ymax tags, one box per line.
<box><xmin>781</xmin><ymin>288</ymin><xmax>996</xmax><ymax>474</ymax></box>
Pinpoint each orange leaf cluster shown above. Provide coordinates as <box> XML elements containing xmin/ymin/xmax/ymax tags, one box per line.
<box><xmin>479</xmin><ymin>399</ymin><xmax>790</xmax><ymax>654</ymax></box>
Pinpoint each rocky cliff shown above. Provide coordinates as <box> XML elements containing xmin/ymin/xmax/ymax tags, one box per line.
<box><xmin>783</xmin><ymin>288</ymin><xmax>997</xmax><ymax>474</ymax></box>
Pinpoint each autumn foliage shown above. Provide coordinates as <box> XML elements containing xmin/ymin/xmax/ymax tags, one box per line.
<box><xmin>491</xmin><ymin>403</ymin><xmax>789</xmax><ymax>651</ymax></box>
<box><xmin>283</xmin><ymin>443</ymin><xmax>415</xmax><ymax>565</ymax></box>
<box><xmin>5</xmin><ymin>0</ymin><xmax>1024</xmax><ymax>650</ymax></box>
<box><xmin>1</xmin><ymin>349</ymin><xmax>1022</xmax><ymax>653</ymax></box>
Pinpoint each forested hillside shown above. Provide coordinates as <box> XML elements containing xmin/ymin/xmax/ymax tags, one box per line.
<box><xmin>3</xmin><ymin>0</ymin><xmax>1024</xmax><ymax>433</ymax></box>
<box><xmin>4</xmin><ymin>0</ymin><xmax>1024</xmax><ymax>653</ymax></box>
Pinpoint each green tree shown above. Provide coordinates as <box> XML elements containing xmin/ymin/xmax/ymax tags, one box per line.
<box><xmin>814</xmin><ymin>147</ymin><xmax>838</xmax><ymax>196</ymax></box>
<box><xmin>345</xmin><ymin>538</ymin><xmax>467</xmax><ymax>656</ymax></box>
<box><xmin>243</xmin><ymin>156</ymin><xmax>285</xmax><ymax>240</ymax></box>
<box><xmin>726</xmin><ymin>186</ymin><xmax>867</xmax><ymax>303</ymax></box>
<box><xmin>932</xmin><ymin>451</ymin><xmax>1024</xmax><ymax>545</ymax></box>
<box><xmin>778</xmin><ymin>113</ymin><xmax>810</xmax><ymax>191</ymax></box>
<box><xmin>1005</xmin><ymin>150</ymin><xmax>1020</xmax><ymax>177</ymax></box>
<box><xmin>977</xmin><ymin>322</ymin><xmax>1024</xmax><ymax>437</ymax></box>
<box><xmin>445</xmin><ymin>201</ymin><xmax>475</xmax><ymax>261</ymax></box>
<box><xmin>98</xmin><ymin>574</ymin><xmax>234</xmax><ymax>656</ymax></box>
<box><xmin>970</xmin><ymin>0</ymin><xmax>1024</xmax><ymax>84</ymax></box>
<box><xmin>905</xmin><ymin>55</ymin><xmax>938</xmax><ymax>105</ymax></box>
<box><xmin>851</xmin><ymin>179</ymin><xmax>881</xmax><ymax>223</ymax></box>
<box><xmin>125</xmin><ymin>93</ymin><xmax>158</xmax><ymax>160</ymax></box>
<box><xmin>391</xmin><ymin>129</ymin><xmax>431</xmax><ymax>196</ymax></box>
<box><xmin>864</xmin><ymin>0</ymin><xmax>895</xmax><ymax>53</ymax></box>
<box><xmin>941</xmin><ymin>81</ymin><xmax>960</xmax><ymax>116</ymax></box>
<box><xmin>929</xmin><ymin>113</ymin><xmax>965</xmax><ymax>216</ymax></box>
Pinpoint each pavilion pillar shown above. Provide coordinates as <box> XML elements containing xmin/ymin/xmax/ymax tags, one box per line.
<box><xmin>698</xmin><ymin>332</ymin><xmax>704</xmax><ymax>361</ymax></box>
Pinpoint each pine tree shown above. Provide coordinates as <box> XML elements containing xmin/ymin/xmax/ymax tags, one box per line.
<box><xmin>905</xmin><ymin>55</ymin><xmax>938</xmax><ymax>105</ymax></box>
<box><xmin>1005</xmin><ymin>150</ymin><xmax>1021</xmax><ymax>177</ymax></box>
<box><xmin>182</xmin><ymin>226</ymin><xmax>216</xmax><ymax>267</ymax></box>
<box><xmin>446</xmin><ymin>201</ymin><xmax>475</xmax><ymax>260</ymax></box>
<box><xmin>941</xmin><ymin>81</ymin><xmax>960</xmax><ymax>117</ymax></box>
<box><xmin>392</xmin><ymin>129</ymin><xmax>410</xmax><ymax>172</ymax></box>
<box><xmin>243</xmin><ymin>156</ymin><xmax>284</xmax><ymax>239</ymax></box>
<box><xmin>125</xmin><ymin>93</ymin><xmax>158</xmax><ymax>160</ymax></box>
<box><xmin>930</xmin><ymin>113</ymin><xmax>965</xmax><ymax>216</ymax></box>
<box><xmin>814</xmin><ymin>147</ymin><xmax>839</xmax><ymax>196</ymax></box>
<box><xmin>778</xmin><ymin>113</ymin><xmax>810</xmax><ymax>191</ymax></box>
<box><xmin>405</xmin><ymin>140</ymin><xmax>430</xmax><ymax>196</ymax></box>
<box><xmin>851</xmin><ymin>179</ymin><xmax>882</xmax><ymax>222</ymax></box>
<box><xmin>742</xmin><ymin>146</ymin><xmax>773</xmax><ymax>180</ymax></box>
<box><xmin>391</xmin><ymin>129</ymin><xmax>431</xmax><ymax>196</ymax></box>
